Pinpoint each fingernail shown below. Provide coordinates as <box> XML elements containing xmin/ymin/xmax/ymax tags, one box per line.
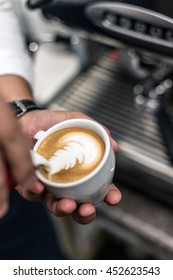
<box><xmin>0</xmin><ymin>201</ymin><xmax>9</xmax><ymax>218</ymax></box>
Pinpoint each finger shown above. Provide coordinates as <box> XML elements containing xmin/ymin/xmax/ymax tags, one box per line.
<box><xmin>0</xmin><ymin>200</ymin><xmax>9</xmax><ymax>218</ymax></box>
<box><xmin>101</xmin><ymin>125</ymin><xmax>119</xmax><ymax>153</ymax></box>
<box><xmin>44</xmin><ymin>193</ymin><xmax>77</xmax><ymax>216</ymax></box>
<box><xmin>73</xmin><ymin>203</ymin><xmax>96</xmax><ymax>224</ymax></box>
<box><xmin>0</xmin><ymin>101</ymin><xmax>35</xmax><ymax>187</ymax></box>
<box><xmin>15</xmin><ymin>179</ymin><xmax>45</xmax><ymax>201</ymax></box>
<box><xmin>0</xmin><ymin>154</ymin><xmax>9</xmax><ymax>217</ymax></box>
<box><xmin>110</xmin><ymin>138</ymin><xmax>119</xmax><ymax>153</ymax></box>
<box><xmin>105</xmin><ymin>184</ymin><xmax>122</xmax><ymax>205</ymax></box>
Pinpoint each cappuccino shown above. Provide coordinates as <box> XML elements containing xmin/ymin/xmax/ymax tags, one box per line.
<box><xmin>37</xmin><ymin>127</ymin><xmax>105</xmax><ymax>183</ymax></box>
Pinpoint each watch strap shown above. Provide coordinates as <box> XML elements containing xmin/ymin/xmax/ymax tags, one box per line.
<box><xmin>8</xmin><ymin>99</ymin><xmax>41</xmax><ymax>118</ymax></box>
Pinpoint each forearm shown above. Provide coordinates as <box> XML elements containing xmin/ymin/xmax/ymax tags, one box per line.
<box><xmin>0</xmin><ymin>75</ymin><xmax>33</xmax><ymax>102</ymax></box>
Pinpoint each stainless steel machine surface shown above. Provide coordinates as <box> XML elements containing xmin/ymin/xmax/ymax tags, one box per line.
<box><xmin>50</xmin><ymin>50</ymin><xmax>173</xmax><ymax>204</ymax></box>
<box><xmin>49</xmin><ymin>51</ymin><xmax>173</xmax><ymax>259</ymax></box>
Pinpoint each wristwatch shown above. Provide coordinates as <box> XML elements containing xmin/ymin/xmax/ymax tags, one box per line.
<box><xmin>8</xmin><ymin>99</ymin><xmax>41</xmax><ymax>118</ymax></box>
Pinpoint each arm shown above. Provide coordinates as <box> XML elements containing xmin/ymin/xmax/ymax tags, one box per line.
<box><xmin>0</xmin><ymin>74</ymin><xmax>33</xmax><ymax>102</ymax></box>
<box><xmin>0</xmin><ymin>93</ymin><xmax>37</xmax><ymax>218</ymax></box>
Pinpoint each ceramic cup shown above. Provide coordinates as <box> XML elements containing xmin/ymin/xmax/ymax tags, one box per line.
<box><xmin>33</xmin><ymin>118</ymin><xmax>116</xmax><ymax>206</ymax></box>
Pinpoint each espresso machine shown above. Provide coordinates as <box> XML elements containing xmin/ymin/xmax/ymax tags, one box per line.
<box><xmin>27</xmin><ymin>0</ymin><xmax>173</xmax><ymax>205</ymax></box>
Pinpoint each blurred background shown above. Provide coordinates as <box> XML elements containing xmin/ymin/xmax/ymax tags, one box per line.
<box><xmin>10</xmin><ymin>0</ymin><xmax>173</xmax><ymax>259</ymax></box>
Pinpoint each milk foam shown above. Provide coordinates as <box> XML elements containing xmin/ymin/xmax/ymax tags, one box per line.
<box><xmin>45</xmin><ymin>132</ymin><xmax>102</xmax><ymax>175</ymax></box>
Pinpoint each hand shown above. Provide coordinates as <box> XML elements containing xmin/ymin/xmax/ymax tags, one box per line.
<box><xmin>18</xmin><ymin>109</ymin><xmax>122</xmax><ymax>224</ymax></box>
<box><xmin>0</xmin><ymin>98</ymin><xmax>36</xmax><ymax>218</ymax></box>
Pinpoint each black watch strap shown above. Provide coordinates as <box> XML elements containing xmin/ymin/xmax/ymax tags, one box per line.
<box><xmin>8</xmin><ymin>99</ymin><xmax>41</xmax><ymax>118</ymax></box>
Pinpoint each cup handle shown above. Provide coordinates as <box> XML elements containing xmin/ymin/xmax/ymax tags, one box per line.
<box><xmin>34</xmin><ymin>130</ymin><xmax>45</xmax><ymax>140</ymax></box>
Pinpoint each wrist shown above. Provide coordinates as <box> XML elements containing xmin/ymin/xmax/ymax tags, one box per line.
<box><xmin>8</xmin><ymin>99</ymin><xmax>42</xmax><ymax>118</ymax></box>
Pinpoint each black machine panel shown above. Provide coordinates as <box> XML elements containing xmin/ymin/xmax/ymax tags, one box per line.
<box><xmin>40</xmin><ymin>0</ymin><xmax>173</xmax><ymax>57</ymax></box>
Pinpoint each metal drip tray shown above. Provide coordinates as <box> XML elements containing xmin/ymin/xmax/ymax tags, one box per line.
<box><xmin>50</xmin><ymin>51</ymin><xmax>173</xmax><ymax>204</ymax></box>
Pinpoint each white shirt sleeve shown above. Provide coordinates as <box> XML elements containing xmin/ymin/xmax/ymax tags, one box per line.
<box><xmin>0</xmin><ymin>0</ymin><xmax>34</xmax><ymax>89</ymax></box>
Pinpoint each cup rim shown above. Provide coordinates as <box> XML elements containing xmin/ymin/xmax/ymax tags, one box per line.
<box><xmin>33</xmin><ymin>118</ymin><xmax>112</xmax><ymax>188</ymax></box>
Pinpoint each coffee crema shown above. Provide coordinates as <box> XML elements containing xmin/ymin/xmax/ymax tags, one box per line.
<box><xmin>37</xmin><ymin>127</ymin><xmax>105</xmax><ymax>183</ymax></box>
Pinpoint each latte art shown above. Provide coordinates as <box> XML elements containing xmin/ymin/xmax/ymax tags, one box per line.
<box><xmin>46</xmin><ymin>133</ymin><xmax>101</xmax><ymax>174</ymax></box>
<box><xmin>37</xmin><ymin>127</ymin><xmax>105</xmax><ymax>183</ymax></box>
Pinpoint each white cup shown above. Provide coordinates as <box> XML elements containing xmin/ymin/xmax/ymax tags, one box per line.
<box><xmin>33</xmin><ymin>119</ymin><xmax>116</xmax><ymax>206</ymax></box>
